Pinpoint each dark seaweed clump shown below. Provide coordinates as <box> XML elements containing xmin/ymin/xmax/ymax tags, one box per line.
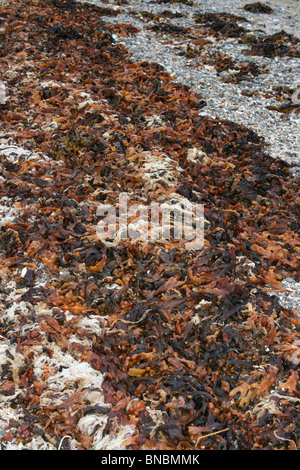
<box><xmin>244</xmin><ymin>2</ymin><xmax>274</xmax><ymax>14</ymax></box>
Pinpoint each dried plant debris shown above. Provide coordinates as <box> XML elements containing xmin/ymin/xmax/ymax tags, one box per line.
<box><xmin>148</xmin><ymin>23</ymin><xmax>190</xmax><ymax>37</ymax></box>
<box><xmin>193</xmin><ymin>12</ymin><xmax>248</xmax><ymax>38</ymax></box>
<box><xmin>156</xmin><ymin>0</ymin><xmax>196</xmax><ymax>5</ymax></box>
<box><xmin>244</xmin><ymin>30</ymin><xmax>300</xmax><ymax>58</ymax></box>
<box><xmin>0</xmin><ymin>0</ymin><xmax>299</xmax><ymax>451</ymax></box>
<box><xmin>243</xmin><ymin>2</ymin><xmax>274</xmax><ymax>14</ymax></box>
<box><xmin>264</xmin><ymin>85</ymin><xmax>300</xmax><ymax>114</ymax></box>
<box><xmin>222</xmin><ymin>61</ymin><xmax>266</xmax><ymax>84</ymax></box>
<box><xmin>131</xmin><ymin>10</ymin><xmax>185</xmax><ymax>23</ymax></box>
<box><xmin>180</xmin><ymin>44</ymin><xmax>266</xmax><ymax>84</ymax></box>
<box><xmin>191</xmin><ymin>12</ymin><xmax>299</xmax><ymax>58</ymax></box>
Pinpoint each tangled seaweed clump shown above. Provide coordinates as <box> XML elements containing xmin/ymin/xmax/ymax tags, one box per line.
<box><xmin>243</xmin><ymin>2</ymin><xmax>274</xmax><ymax>14</ymax></box>
<box><xmin>0</xmin><ymin>0</ymin><xmax>299</xmax><ymax>450</ymax></box>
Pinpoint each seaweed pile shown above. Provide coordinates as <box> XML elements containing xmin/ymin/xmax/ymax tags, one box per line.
<box><xmin>0</xmin><ymin>0</ymin><xmax>299</xmax><ymax>450</ymax></box>
<box><xmin>193</xmin><ymin>12</ymin><xmax>248</xmax><ymax>39</ymax></box>
<box><xmin>243</xmin><ymin>2</ymin><xmax>274</xmax><ymax>14</ymax></box>
<box><xmin>245</xmin><ymin>30</ymin><xmax>300</xmax><ymax>59</ymax></box>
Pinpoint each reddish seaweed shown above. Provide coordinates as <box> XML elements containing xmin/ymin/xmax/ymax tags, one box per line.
<box><xmin>0</xmin><ymin>0</ymin><xmax>299</xmax><ymax>450</ymax></box>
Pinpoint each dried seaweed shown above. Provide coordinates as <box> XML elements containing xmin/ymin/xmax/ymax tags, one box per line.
<box><xmin>148</xmin><ymin>22</ymin><xmax>189</xmax><ymax>36</ymax></box>
<box><xmin>244</xmin><ymin>30</ymin><xmax>300</xmax><ymax>58</ymax></box>
<box><xmin>156</xmin><ymin>0</ymin><xmax>195</xmax><ymax>5</ymax></box>
<box><xmin>222</xmin><ymin>61</ymin><xmax>266</xmax><ymax>84</ymax></box>
<box><xmin>193</xmin><ymin>12</ymin><xmax>248</xmax><ymax>38</ymax></box>
<box><xmin>243</xmin><ymin>2</ymin><xmax>274</xmax><ymax>14</ymax></box>
<box><xmin>0</xmin><ymin>0</ymin><xmax>299</xmax><ymax>451</ymax></box>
